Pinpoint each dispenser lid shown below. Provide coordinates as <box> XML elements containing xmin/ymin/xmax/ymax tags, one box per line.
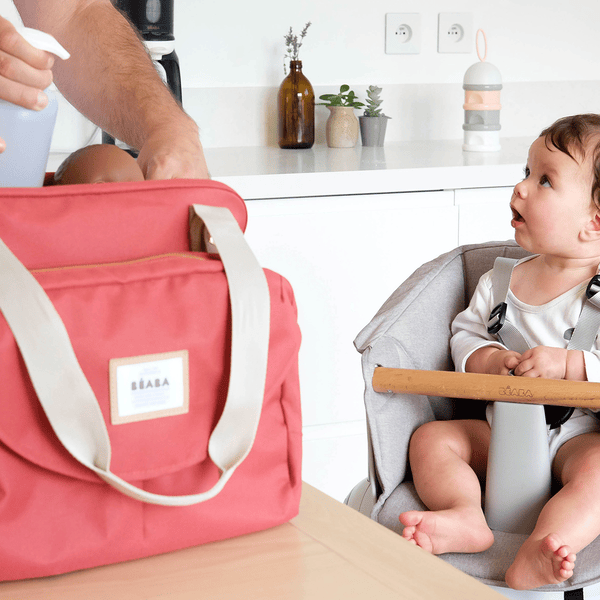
<box><xmin>463</xmin><ymin>61</ymin><xmax>502</xmax><ymax>86</ymax></box>
<box><xmin>463</xmin><ymin>29</ymin><xmax>501</xmax><ymax>88</ymax></box>
<box><xmin>18</xmin><ymin>27</ymin><xmax>70</xmax><ymax>60</ymax></box>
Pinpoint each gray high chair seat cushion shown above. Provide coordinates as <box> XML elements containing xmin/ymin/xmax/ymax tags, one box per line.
<box><xmin>354</xmin><ymin>241</ymin><xmax>600</xmax><ymax>592</ymax></box>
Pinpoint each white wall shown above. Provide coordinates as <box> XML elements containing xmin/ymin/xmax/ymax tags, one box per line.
<box><xmin>178</xmin><ymin>0</ymin><xmax>600</xmax><ymax>148</ymax></box>
<box><xmin>2</xmin><ymin>0</ymin><xmax>600</xmax><ymax>148</ymax></box>
<box><xmin>174</xmin><ymin>0</ymin><xmax>600</xmax><ymax>87</ymax></box>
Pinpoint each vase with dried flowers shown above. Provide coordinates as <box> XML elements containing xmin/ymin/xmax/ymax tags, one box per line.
<box><xmin>278</xmin><ymin>22</ymin><xmax>314</xmax><ymax>149</ymax></box>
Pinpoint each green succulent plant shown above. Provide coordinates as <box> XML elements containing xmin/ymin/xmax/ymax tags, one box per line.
<box><xmin>363</xmin><ymin>85</ymin><xmax>387</xmax><ymax>117</ymax></box>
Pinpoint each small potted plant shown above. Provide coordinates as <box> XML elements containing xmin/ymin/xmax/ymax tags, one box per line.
<box><xmin>318</xmin><ymin>84</ymin><xmax>364</xmax><ymax>148</ymax></box>
<box><xmin>359</xmin><ymin>85</ymin><xmax>391</xmax><ymax>147</ymax></box>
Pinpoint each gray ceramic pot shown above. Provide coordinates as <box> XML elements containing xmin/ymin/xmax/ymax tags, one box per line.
<box><xmin>359</xmin><ymin>116</ymin><xmax>390</xmax><ymax>147</ymax></box>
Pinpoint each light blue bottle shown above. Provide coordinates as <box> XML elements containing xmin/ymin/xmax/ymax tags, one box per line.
<box><xmin>0</xmin><ymin>28</ymin><xmax>70</xmax><ymax>187</ymax></box>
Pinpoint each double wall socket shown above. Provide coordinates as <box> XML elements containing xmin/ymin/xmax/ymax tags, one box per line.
<box><xmin>385</xmin><ymin>13</ymin><xmax>421</xmax><ymax>55</ymax></box>
<box><xmin>437</xmin><ymin>13</ymin><xmax>473</xmax><ymax>53</ymax></box>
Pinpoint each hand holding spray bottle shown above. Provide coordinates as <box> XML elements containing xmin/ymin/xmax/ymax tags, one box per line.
<box><xmin>0</xmin><ymin>28</ymin><xmax>70</xmax><ymax>187</ymax></box>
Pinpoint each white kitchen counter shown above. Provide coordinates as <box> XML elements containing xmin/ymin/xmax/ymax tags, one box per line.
<box><xmin>49</xmin><ymin>137</ymin><xmax>531</xmax><ymax>200</ymax></box>
<box><xmin>204</xmin><ymin>138</ymin><xmax>530</xmax><ymax>200</ymax></box>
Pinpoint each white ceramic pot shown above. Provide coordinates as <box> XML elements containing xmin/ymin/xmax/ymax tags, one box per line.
<box><xmin>325</xmin><ymin>106</ymin><xmax>359</xmax><ymax>148</ymax></box>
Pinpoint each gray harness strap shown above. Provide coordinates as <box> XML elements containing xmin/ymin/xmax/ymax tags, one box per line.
<box><xmin>487</xmin><ymin>257</ymin><xmax>600</xmax><ymax>427</ymax></box>
<box><xmin>488</xmin><ymin>257</ymin><xmax>530</xmax><ymax>353</ymax></box>
<box><xmin>569</xmin><ymin>275</ymin><xmax>600</xmax><ymax>350</ymax></box>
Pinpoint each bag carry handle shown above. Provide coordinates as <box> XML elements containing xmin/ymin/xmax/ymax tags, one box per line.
<box><xmin>0</xmin><ymin>204</ymin><xmax>270</xmax><ymax>506</ymax></box>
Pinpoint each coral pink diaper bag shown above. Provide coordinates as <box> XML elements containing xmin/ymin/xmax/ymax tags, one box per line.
<box><xmin>0</xmin><ymin>179</ymin><xmax>302</xmax><ymax>581</ymax></box>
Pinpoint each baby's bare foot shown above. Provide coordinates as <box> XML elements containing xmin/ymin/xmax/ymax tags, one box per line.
<box><xmin>505</xmin><ymin>534</ymin><xmax>576</xmax><ymax>590</ymax></box>
<box><xmin>399</xmin><ymin>507</ymin><xmax>494</xmax><ymax>555</ymax></box>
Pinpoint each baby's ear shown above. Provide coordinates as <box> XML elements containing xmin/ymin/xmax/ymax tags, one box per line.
<box><xmin>582</xmin><ymin>211</ymin><xmax>600</xmax><ymax>240</ymax></box>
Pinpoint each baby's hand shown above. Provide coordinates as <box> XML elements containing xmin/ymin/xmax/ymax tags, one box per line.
<box><xmin>513</xmin><ymin>346</ymin><xmax>568</xmax><ymax>379</ymax></box>
<box><xmin>485</xmin><ymin>349</ymin><xmax>522</xmax><ymax>375</ymax></box>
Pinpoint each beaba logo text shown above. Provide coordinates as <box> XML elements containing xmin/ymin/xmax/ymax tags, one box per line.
<box><xmin>132</xmin><ymin>378</ymin><xmax>170</xmax><ymax>391</ymax></box>
<box><xmin>498</xmin><ymin>385</ymin><xmax>533</xmax><ymax>398</ymax></box>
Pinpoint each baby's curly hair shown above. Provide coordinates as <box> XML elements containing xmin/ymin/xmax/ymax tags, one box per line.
<box><xmin>540</xmin><ymin>114</ymin><xmax>600</xmax><ymax>209</ymax></box>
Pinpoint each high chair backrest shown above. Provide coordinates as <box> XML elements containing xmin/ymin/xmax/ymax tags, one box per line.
<box><xmin>354</xmin><ymin>241</ymin><xmax>529</xmax><ymax>512</ymax></box>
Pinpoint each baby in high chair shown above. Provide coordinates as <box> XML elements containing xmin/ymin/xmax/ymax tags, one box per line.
<box><xmin>53</xmin><ymin>144</ymin><xmax>144</xmax><ymax>185</ymax></box>
<box><xmin>400</xmin><ymin>114</ymin><xmax>600</xmax><ymax>590</ymax></box>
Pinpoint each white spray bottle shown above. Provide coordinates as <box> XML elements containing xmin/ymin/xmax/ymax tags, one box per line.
<box><xmin>0</xmin><ymin>28</ymin><xmax>70</xmax><ymax>187</ymax></box>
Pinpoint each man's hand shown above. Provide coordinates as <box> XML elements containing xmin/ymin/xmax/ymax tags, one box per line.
<box><xmin>136</xmin><ymin>116</ymin><xmax>210</xmax><ymax>180</ymax></box>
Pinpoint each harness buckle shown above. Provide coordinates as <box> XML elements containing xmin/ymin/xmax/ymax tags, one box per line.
<box><xmin>586</xmin><ymin>275</ymin><xmax>600</xmax><ymax>300</ymax></box>
<box><xmin>487</xmin><ymin>302</ymin><xmax>507</xmax><ymax>335</ymax></box>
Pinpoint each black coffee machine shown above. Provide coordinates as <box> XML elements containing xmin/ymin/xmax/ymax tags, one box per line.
<box><xmin>103</xmin><ymin>0</ymin><xmax>182</xmax><ymax>152</ymax></box>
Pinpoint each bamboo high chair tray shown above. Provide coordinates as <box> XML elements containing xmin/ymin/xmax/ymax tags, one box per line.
<box><xmin>373</xmin><ymin>367</ymin><xmax>600</xmax><ymax>410</ymax></box>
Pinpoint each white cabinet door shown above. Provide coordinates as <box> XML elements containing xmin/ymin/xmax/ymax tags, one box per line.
<box><xmin>457</xmin><ymin>186</ymin><xmax>515</xmax><ymax>246</ymax></box>
<box><xmin>245</xmin><ymin>192</ymin><xmax>457</xmax><ymax>500</ymax></box>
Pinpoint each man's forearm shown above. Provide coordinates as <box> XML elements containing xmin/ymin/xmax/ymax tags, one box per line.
<box><xmin>16</xmin><ymin>0</ymin><xmax>195</xmax><ymax>150</ymax></box>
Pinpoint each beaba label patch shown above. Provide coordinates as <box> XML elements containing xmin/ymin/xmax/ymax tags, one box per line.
<box><xmin>109</xmin><ymin>350</ymin><xmax>189</xmax><ymax>424</ymax></box>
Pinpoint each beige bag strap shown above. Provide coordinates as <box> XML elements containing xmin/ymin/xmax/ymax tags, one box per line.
<box><xmin>0</xmin><ymin>204</ymin><xmax>270</xmax><ymax>506</ymax></box>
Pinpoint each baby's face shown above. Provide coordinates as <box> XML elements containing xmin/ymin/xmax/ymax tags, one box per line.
<box><xmin>54</xmin><ymin>145</ymin><xmax>144</xmax><ymax>185</ymax></box>
<box><xmin>510</xmin><ymin>136</ymin><xmax>596</xmax><ymax>257</ymax></box>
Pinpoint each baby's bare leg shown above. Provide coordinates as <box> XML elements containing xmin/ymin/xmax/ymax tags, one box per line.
<box><xmin>506</xmin><ymin>432</ymin><xmax>600</xmax><ymax>590</ymax></box>
<box><xmin>399</xmin><ymin>419</ymin><xmax>494</xmax><ymax>554</ymax></box>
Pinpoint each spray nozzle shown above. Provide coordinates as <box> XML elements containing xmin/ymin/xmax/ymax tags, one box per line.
<box><xmin>18</xmin><ymin>27</ymin><xmax>70</xmax><ymax>60</ymax></box>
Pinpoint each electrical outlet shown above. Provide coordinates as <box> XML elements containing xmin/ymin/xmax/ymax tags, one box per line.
<box><xmin>385</xmin><ymin>13</ymin><xmax>421</xmax><ymax>55</ymax></box>
<box><xmin>437</xmin><ymin>13</ymin><xmax>473</xmax><ymax>53</ymax></box>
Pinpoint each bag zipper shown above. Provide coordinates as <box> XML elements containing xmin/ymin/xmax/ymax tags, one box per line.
<box><xmin>31</xmin><ymin>252</ymin><xmax>208</xmax><ymax>274</ymax></box>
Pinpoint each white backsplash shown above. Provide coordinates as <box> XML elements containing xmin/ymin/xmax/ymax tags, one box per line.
<box><xmin>50</xmin><ymin>80</ymin><xmax>600</xmax><ymax>152</ymax></box>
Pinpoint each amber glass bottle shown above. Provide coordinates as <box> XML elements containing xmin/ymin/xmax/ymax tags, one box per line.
<box><xmin>278</xmin><ymin>61</ymin><xmax>315</xmax><ymax>149</ymax></box>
